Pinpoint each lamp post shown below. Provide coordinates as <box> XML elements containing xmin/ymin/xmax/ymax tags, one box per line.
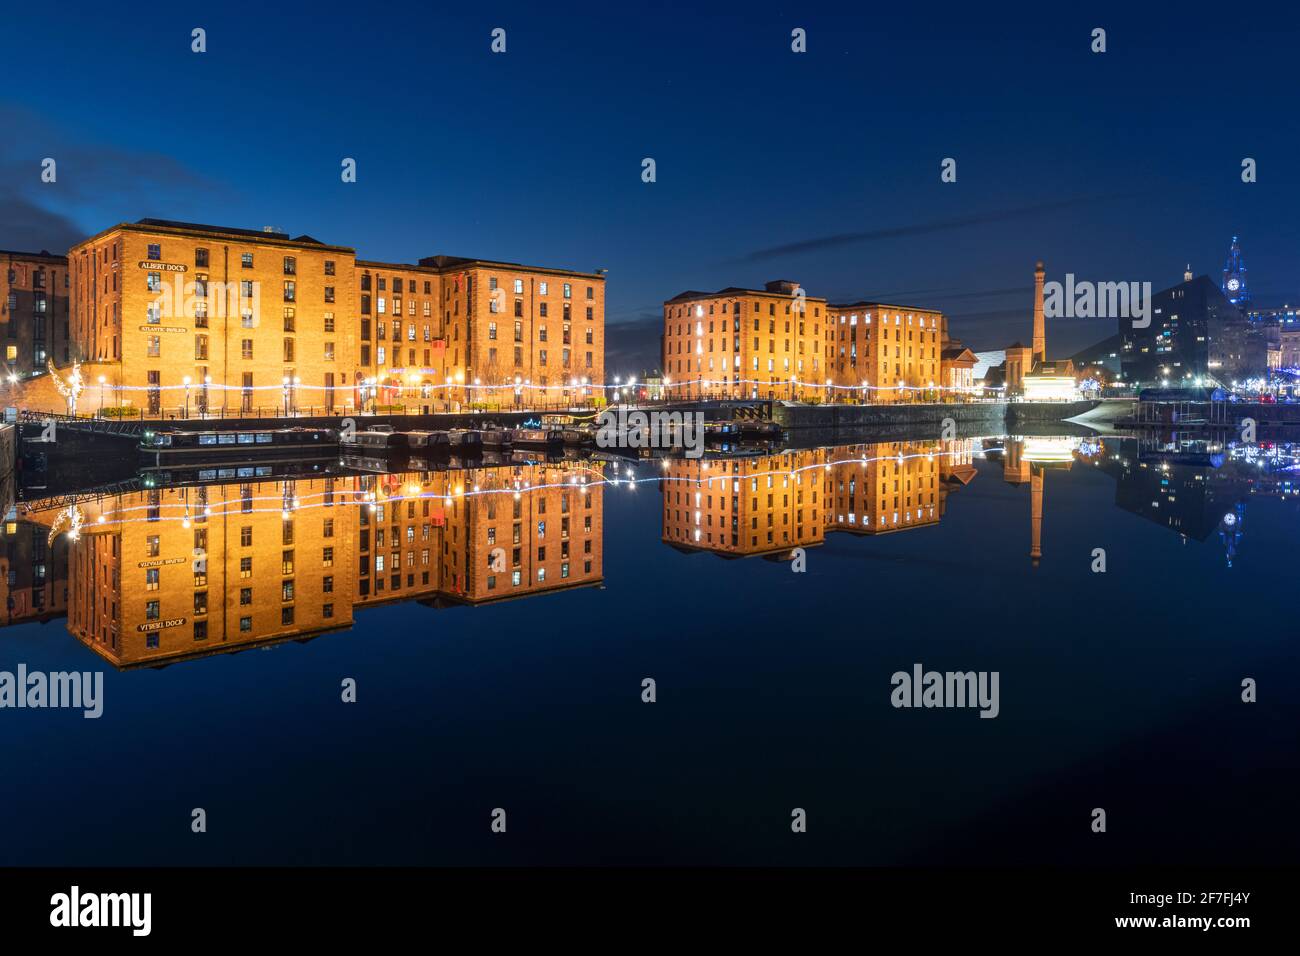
<box><xmin>202</xmin><ymin>375</ymin><xmax>211</xmax><ymax>417</ymax></box>
<box><xmin>98</xmin><ymin>375</ymin><xmax>106</xmax><ymax>415</ymax></box>
<box><xmin>282</xmin><ymin>376</ymin><xmax>290</xmax><ymax>416</ymax></box>
<box><xmin>183</xmin><ymin>375</ymin><xmax>191</xmax><ymax>419</ymax></box>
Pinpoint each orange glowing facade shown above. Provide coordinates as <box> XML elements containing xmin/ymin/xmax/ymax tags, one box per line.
<box><xmin>662</xmin><ymin>442</ymin><xmax>968</xmax><ymax>558</ymax></box>
<box><xmin>17</xmin><ymin>461</ymin><xmax>604</xmax><ymax>668</ymax></box>
<box><xmin>13</xmin><ymin>219</ymin><xmax>603</xmax><ymax>417</ymax></box>
<box><xmin>662</xmin><ymin>280</ymin><xmax>947</xmax><ymax>404</ymax></box>
<box><xmin>360</xmin><ymin>258</ymin><xmax>606</xmax><ymax>413</ymax></box>
<box><xmin>68</xmin><ymin>220</ymin><xmax>359</xmax><ymax>416</ymax></box>
<box><xmin>661</xmin><ymin>450</ymin><xmax>828</xmax><ymax>555</ymax></box>
<box><xmin>826</xmin><ymin>303</ymin><xmax>945</xmax><ymax>402</ymax></box>
<box><xmin>662</xmin><ymin>281</ymin><xmax>828</xmax><ymax>401</ymax></box>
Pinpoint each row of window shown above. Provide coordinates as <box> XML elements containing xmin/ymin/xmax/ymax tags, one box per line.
<box><xmin>148</xmin><ymin>244</ymin><xmax>336</xmax><ymax>276</ymax></box>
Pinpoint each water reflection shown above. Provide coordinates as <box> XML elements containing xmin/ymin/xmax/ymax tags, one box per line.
<box><xmin>6</xmin><ymin>433</ymin><xmax>1300</xmax><ymax>668</ymax></box>
<box><xmin>7</xmin><ymin>462</ymin><xmax>604</xmax><ymax>668</ymax></box>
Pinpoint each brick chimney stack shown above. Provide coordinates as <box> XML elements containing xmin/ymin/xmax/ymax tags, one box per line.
<box><xmin>1032</xmin><ymin>260</ymin><xmax>1046</xmax><ymax>366</ymax></box>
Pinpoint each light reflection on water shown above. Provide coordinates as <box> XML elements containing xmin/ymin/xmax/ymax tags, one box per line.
<box><xmin>1</xmin><ymin>433</ymin><xmax>1297</xmax><ymax>865</ymax></box>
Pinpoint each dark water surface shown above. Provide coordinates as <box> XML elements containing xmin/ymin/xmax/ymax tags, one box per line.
<box><xmin>1</xmin><ymin>435</ymin><xmax>1297</xmax><ymax>865</ymax></box>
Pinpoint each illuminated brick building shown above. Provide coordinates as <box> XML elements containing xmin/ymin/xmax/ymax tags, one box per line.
<box><xmin>662</xmin><ymin>280</ymin><xmax>828</xmax><ymax>401</ymax></box>
<box><xmin>68</xmin><ymin>220</ymin><xmax>359</xmax><ymax>416</ymax></box>
<box><xmin>6</xmin><ymin>219</ymin><xmax>605</xmax><ymax>417</ymax></box>
<box><xmin>826</xmin><ymin>302</ymin><xmax>945</xmax><ymax>402</ymax></box>
<box><xmin>361</xmin><ymin>257</ymin><xmax>606</xmax><ymax>413</ymax></box>
<box><xmin>662</xmin><ymin>280</ymin><xmax>947</xmax><ymax>404</ymax></box>
<box><xmin>2</xmin><ymin>249</ymin><xmax>70</xmax><ymax>380</ymax></box>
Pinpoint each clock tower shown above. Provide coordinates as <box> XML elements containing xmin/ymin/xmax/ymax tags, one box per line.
<box><xmin>1222</xmin><ymin>235</ymin><xmax>1250</xmax><ymax>306</ymax></box>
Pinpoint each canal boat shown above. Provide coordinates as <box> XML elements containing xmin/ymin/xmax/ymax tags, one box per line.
<box><xmin>140</xmin><ymin>426</ymin><xmax>338</xmax><ymax>463</ymax></box>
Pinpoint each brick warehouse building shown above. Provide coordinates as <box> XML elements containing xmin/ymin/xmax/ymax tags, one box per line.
<box><xmin>69</xmin><ymin>220</ymin><xmax>357</xmax><ymax>416</ymax></box>
<box><xmin>662</xmin><ymin>280</ymin><xmax>830</xmax><ymax>401</ymax></box>
<box><xmin>15</xmin><ymin>218</ymin><xmax>604</xmax><ymax>417</ymax></box>
<box><xmin>2</xmin><ymin>249</ymin><xmax>71</xmax><ymax>382</ymax></box>
<box><xmin>361</xmin><ymin>255</ymin><xmax>605</xmax><ymax>413</ymax></box>
<box><xmin>662</xmin><ymin>279</ymin><xmax>949</xmax><ymax>403</ymax></box>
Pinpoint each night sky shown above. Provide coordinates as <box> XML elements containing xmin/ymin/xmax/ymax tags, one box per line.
<box><xmin>4</xmin><ymin>2</ymin><xmax>1299</xmax><ymax>374</ymax></box>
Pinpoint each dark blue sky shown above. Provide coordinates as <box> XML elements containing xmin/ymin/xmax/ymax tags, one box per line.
<box><xmin>4</xmin><ymin>1</ymin><xmax>1299</xmax><ymax>372</ymax></box>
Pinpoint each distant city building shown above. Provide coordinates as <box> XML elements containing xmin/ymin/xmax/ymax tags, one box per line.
<box><xmin>1070</xmin><ymin>333</ymin><xmax>1123</xmax><ymax>378</ymax></box>
<box><xmin>1120</xmin><ymin>274</ymin><xmax>1265</xmax><ymax>387</ymax></box>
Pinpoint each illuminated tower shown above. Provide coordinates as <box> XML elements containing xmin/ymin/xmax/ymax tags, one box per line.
<box><xmin>1222</xmin><ymin>236</ymin><xmax>1250</xmax><ymax>306</ymax></box>
<box><xmin>1032</xmin><ymin>260</ymin><xmax>1046</xmax><ymax>366</ymax></box>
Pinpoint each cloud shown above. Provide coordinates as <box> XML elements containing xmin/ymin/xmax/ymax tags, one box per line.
<box><xmin>738</xmin><ymin>195</ymin><xmax>1136</xmax><ymax>263</ymax></box>
<box><xmin>0</xmin><ymin>104</ymin><xmax>217</xmax><ymax>254</ymax></box>
<box><xmin>0</xmin><ymin>196</ymin><xmax>83</xmax><ymax>252</ymax></box>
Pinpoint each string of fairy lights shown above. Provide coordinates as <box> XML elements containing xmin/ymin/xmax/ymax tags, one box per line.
<box><xmin>32</xmin><ymin>446</ymin><xmax>1006</xmax><ymax>536</ymax></box>
<box><xmin>60</xmin><ymin>374</ymin><xmax>998</xmax><ymax>396</ymax></box>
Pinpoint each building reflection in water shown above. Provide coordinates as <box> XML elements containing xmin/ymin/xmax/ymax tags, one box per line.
<box><xmin>0</xmin><ymin>520</ymin><xmax>68</xmax><ymax>626</ymax></box>
<box><xmin>660</xmin><ymin>439</ymin><xmax>979</xmax><ymax>558</ymax></box>
<box><xmin>1097</xmin><ymin>435</ymin><xmax>1300</xmax><ymax>566</ymax></box>
<box><xmin>11</xmin><ymin>432</ymin><xmax>1292</xmax><ymax>668</ymax></box>
<box><xmin>9</xmin><ymin>462</ymin><xmax>604</xmax><ymax>669</ymax></box>
<box><xmin>997</xmin><ymin>436</ymin><xmax>1077</xmax><ymax>567</ymax></box>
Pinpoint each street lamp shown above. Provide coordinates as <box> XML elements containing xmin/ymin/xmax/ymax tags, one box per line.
<box><xmin>282</xmin><ymin>375</ymin><xmax>290</xmax><ymax>416</ymax></box>
<box><xmin>98</xmin><ymin>375</ymin><xmax>106</xmax><ymax>415</ymax></box>
<box><xmin>183</xmin><ymin>375</ymin><xmax>191</xmax><ymax>419</ymax></box>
